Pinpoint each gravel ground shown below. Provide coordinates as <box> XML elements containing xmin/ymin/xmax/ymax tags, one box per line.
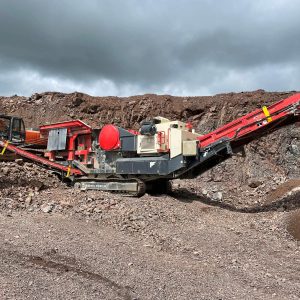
<box><xmin>0</xmin><ymin>190</ymin><xmax>300</xmax><ymax>299</ymax></box>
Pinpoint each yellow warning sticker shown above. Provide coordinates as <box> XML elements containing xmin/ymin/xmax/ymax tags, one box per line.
<box><xmin>262</xmin><ymin>106</ymin><xmax>272</xmax><ymax>122</ymax></box>
<box><xmin>66</xmin><ymin>165</ymin><xmax>71</xmax><ymax>177</ymax></box>
<box><xmin>0</xmin><ymin>141</ymin><xmax>9</xmax><ymax>155</ymax></box>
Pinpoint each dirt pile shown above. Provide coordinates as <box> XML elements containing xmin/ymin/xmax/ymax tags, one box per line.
<box><xmin>0</xmin><ymin>160</ymin><xmax>62</xmax><ymax>213</ymax></box>
<box><xmin>0</xmin><ymin>90</ymin><xmax>296</xmax><ymax>131</ymax></box>
<box><xmin>287</xmin><ymin>209</ymin><xmax>300</xmax><ymax>240</ymax></box>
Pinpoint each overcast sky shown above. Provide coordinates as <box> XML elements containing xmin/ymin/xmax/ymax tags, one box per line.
<box><xmin>0</xmin><ymin>0</ymin><xmax>299</xmax><ymax>96</ymax></box>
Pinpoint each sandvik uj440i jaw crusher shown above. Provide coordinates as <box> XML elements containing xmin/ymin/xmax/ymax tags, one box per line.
<box><xmin>0</xmin><ymin>94</ymin><xmax>299</xmax><ymax>196</ymax></box>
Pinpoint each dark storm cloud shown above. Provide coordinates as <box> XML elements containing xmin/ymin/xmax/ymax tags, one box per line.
<box><xmin>0</xmin><ymin>0</ymin><xmax>300</xmax><ymax>96</ymax></box>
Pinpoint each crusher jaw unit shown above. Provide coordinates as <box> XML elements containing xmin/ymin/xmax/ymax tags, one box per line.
<box><xmin>0</xmin><ymin>94</ymin><xmax>299</xmax><ymax>196</ymax></box>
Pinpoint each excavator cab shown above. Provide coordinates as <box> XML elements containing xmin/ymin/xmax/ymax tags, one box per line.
<box><xmin>0</xmin><ymin>115</ymin><xmax>25</xmax><ymax>143</ymax></box>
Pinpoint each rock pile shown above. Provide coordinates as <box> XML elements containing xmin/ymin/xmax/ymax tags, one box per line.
<box><xmin>0</xmin><ymin>160</ymin><xmax>62</xmax><ymax>212</ymax></box>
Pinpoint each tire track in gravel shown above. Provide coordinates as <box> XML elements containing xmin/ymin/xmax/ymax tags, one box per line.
<box><xmin>0</xmin><ymin>246</ymin><xmax>134</xmax><ymax>300</ymax></box>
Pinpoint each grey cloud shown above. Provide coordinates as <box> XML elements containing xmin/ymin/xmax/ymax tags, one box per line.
<box><xmin>0</xmin><ymin>0</ymin><xmax>299</xmax><ymax>96</ymax></box>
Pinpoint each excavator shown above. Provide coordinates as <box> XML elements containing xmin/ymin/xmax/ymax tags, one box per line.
<box><xmin>0</xmin><ymin>94</ymin><xmax>299</xmax><ymax>196</ymax></box>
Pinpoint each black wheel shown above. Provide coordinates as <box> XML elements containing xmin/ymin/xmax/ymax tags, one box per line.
<box><xmin>134</xmin><ymin>179</ymin><xmax>146</xmax><ymax>197</ymax></box>
<box><xmin>147</xmin><ymin>180</ymin><xmax>172</xmax><ymax>195</ymax></box>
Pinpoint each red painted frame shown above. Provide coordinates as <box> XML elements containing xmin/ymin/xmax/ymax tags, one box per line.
<box><xmin>40</xmin><ymin>119</ymin><xmax>93</xmax><ymax>163</ymax></box>
<box><xmin>198</xmin><ymin>93</ymin><xmax>300</xmax><ymax>148</ymax></box>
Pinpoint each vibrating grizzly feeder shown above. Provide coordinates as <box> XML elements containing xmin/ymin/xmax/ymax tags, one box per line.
<box><xmin>0</xmin><ymin>94</ymin><xmax>299</xmax><ymax>196</ymax></box>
